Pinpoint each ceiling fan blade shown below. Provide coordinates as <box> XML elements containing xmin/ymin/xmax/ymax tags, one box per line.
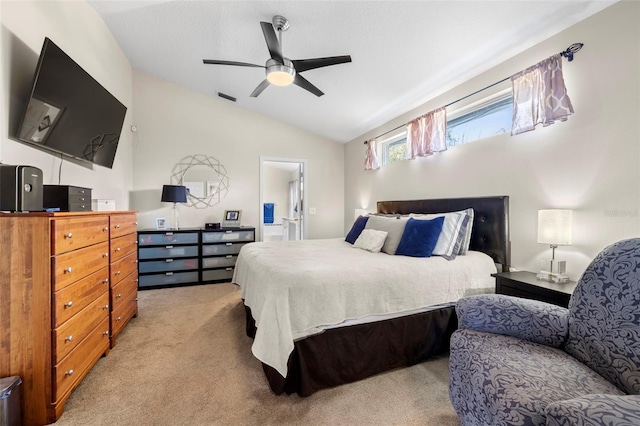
<box><xmin>250</xmin><ymin>79</ymin><xmax>271</xmax><ymax>98</ymax></box>
<box><xmin>203</xmin><ymin>59</ymin><xmax>264</xmax><ymax>68</ymax></box>
<box><xmin>260</xmin><ymin>21</ymin><xmax>284</xmax><ymax>63</ymax></box>
<box><xmin>292</xmin><ymin>55</ymin><xmax>352</xmax><ymax>73</ymax></box>
<box><xmin>293</xmin><ymin>74</ymin><xmax>324</xmax><ymax>97</ymax></box>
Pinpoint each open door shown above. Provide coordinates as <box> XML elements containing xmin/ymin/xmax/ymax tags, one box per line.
<box><xmin>260</xmin><ymin>157</ymin><xmax>307</xmax><ymax>242</ymax></box>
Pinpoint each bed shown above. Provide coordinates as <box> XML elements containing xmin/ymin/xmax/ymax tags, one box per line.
<box><xmin>234</xmin><ymin>196</ymin><xmax>510</xmax><ymax>396</ymax></box>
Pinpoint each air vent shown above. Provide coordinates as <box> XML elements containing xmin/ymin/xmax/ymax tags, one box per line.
<box><xmin>218</xmin><ymin>92</ymin><xmax>236</xmax><ymax>102</ymax></box>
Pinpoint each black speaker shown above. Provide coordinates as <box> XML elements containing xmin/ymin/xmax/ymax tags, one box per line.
<box><xmin>0</xmin><ymin>165</ymin><xmax>43</xmax><ymax>212</ymax></box>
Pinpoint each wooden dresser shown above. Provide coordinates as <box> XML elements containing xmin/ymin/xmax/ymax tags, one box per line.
<box><xmin>0</xmin><ymin>211</ymin><xmax>138</xmax><ymax>425</ymax></box>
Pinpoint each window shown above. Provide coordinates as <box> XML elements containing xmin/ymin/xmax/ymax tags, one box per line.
<box><xmin>446</xmin><ymin>91</ymin><xmax>513</xmax><ymax>147</ymax></box>
<box><xmin>378</xmin><ymin>90</ymin><xmax>513</xmax><ymax>166</ymax></box>
<box><xmin>380</xmin><ymin>133</ymin><xmax>407</xmax><ymax>165</ymax></box>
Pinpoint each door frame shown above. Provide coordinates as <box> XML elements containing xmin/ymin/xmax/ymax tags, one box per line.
<box><xmin>259</xmin><ymin>156</ymin><xmax>308</xmax><ymax>242</ymax></box>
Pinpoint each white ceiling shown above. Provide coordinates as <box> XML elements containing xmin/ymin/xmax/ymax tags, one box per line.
<box><xmin>88</xmin><ymin>0</ymin><xmax>615</xmax><ymax>143</ymax></box>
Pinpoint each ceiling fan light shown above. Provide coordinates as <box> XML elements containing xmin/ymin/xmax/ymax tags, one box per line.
<box><xmin>266</xmin><ymin>59</ymin><xmax>296</xmax><ymax>86</ymax></box>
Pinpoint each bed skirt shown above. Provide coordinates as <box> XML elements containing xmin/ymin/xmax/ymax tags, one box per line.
<box><xmin>244</xmin><ymin>304</ymin><xmax>457</xmax><ymax>396</ymax></box>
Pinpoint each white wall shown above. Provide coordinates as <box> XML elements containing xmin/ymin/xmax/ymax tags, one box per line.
<box><xmin>131</xmin><ymin>71</ymin><xmax>344</xmax><ymax>239</ymax></box>
<box><xmin>0</xmin><ymin>1</ymin><xmax>134</xmax><ymax>208</ymax></box>
<box><xmin>344</xmin><ymin>1</ymin><xmax>640</xmax><ymax>281</ymax></box>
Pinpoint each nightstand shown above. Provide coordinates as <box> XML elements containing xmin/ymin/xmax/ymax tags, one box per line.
<box><xmin>492</xmin><ymin>271</ymin><xmax>578</xmax><ymax>308</ymax></box>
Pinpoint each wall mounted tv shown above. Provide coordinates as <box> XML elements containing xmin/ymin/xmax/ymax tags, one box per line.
<box><xmin>16</xmin><ymin>37</ymin><xmax>127</xmax><ymax>169</ymax></box>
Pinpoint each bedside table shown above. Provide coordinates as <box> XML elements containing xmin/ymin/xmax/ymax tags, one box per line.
<box><xmin>492</xmin><ymin>271</ymin><xmax>578</xmax><ymax>308</ymax></box>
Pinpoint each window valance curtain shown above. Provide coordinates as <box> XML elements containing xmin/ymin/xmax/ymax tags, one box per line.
<box><xmin>364</xmin><ymin>139</ymin><xmax>380</xmax><ymax>171</ymax></box>
<box><xmin>405</xmin><ymin>107</ymin><xmax>447</xmax><ymax>160</ymax></box>
<box><xmin>511</xmin><ymin>54</ymin><xmax>574</xmax><ymax>135</ymax></box>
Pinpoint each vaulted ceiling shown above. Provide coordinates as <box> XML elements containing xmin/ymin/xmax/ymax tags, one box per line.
<box><xmin>89</xmin><ymin>0</ymin><xmax>615</xmax><ymax>143</ymax></box>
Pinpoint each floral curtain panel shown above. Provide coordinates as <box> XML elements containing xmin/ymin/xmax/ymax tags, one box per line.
<box><xmin>406</xmin><ymin>107</ymin><xmax>447</xmax><ymax>160</ymax></box>
<box><xmin>364</xmin><ymin>139</ymin><xmax>380</xmax><ymax>171</ymax></box>
<box><xmin>511</xmin><ymin>54</ymin><xmax>574</xmax><ymax>135</ymax></box>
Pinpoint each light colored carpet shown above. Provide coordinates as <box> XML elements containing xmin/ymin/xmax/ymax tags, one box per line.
<box><xmin>53</xmin><ymin>284</ymin><xmax>461</xmax><ymax>426</ymax></box>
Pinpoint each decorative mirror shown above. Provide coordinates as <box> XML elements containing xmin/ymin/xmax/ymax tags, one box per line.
<box><xmin>171</xmin><ymin>154</ymin><xmax>229</xmax><ymax>208</ymax></box>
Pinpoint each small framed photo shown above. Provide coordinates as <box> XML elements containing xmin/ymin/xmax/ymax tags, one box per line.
<box><xmin>156</xmin><ymin>217</ymin><xmax>166</xmax><ymax>230</ymax></box>
<box><xmin>222</xmin><ymin>210</ymin><xmax>242</xmax><ymax>227</ymax></box>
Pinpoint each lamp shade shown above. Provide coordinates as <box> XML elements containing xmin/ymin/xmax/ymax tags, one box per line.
<box><xmin>161</xmin><ymin>185</ymin><xmax>188</xmax><ymax>203</ymax></box>
<box><xmin>537</xmin><ymin>209</ymin><xmax>573</xmax><ymax>246</ymax></box>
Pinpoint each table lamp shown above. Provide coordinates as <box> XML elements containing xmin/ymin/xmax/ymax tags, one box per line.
<box><xmin>161</xmin><ymin>185</ymin><xmax>188</xmax><ymax>229</ymax></box>
<box><xmin>537</xmin><ymin>209</ymin><xmax>572</xmax><ymax>283</ymax></box>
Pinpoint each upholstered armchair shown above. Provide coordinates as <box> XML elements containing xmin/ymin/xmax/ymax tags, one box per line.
<box><xmin>449</xmin><ymin>238</ymin><xmax>640</xmax><ymax>426</ymax></box>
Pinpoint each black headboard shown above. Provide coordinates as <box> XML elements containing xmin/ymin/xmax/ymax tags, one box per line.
<box><xmin>377</xmin><ymin>196</ymin><xmax>510</xmax><ymax>271</ymax></box>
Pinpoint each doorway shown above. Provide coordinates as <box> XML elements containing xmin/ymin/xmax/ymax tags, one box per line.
<box><xmin>259</xmin><ymin>157</ymin><xmax>307</xmax><ymax>242</ymax></box>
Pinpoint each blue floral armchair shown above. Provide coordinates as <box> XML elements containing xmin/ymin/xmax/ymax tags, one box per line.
<box><xmin>449</xmin><ymin>238</ymin><xmax>640</xmax><ymax>425</ymax></box>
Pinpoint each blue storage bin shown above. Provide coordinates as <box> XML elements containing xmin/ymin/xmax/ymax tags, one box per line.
<box><xmin>263</xmin><ymin>203</ymin><xmax>274</xmax><ymax>224</ymax></box>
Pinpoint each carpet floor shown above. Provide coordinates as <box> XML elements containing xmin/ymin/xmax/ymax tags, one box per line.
<box><xmin>52</xmin><ymin>284</ymin><xmax>461</xmax><ymax>426</ymax></box>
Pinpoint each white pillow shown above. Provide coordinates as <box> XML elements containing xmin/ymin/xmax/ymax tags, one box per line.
<box><xmin>353</xmin><ymin>229</ymin><xmax>388</xmax><ymax>253</ymax></box>
<box><xmin>457</xmin><ymin>208</ymin><xmax>474</xmax><ymax>255</ymax></box>
<box><xmin>409</xmin><ymin>211</ymin><xmax>466</xmax><ymax>260</ymax></box>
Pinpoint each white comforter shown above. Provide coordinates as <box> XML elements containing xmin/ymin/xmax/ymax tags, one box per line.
<box><xmin>233</xmin><ymin>238</ymin><xmax>496</xmax><ymax>378</ymax></box>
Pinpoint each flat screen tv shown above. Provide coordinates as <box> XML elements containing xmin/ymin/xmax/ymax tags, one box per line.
<box><xmin>16</xmin><ymin>37</ymin><xmax>127</xmax><ymax>169</ymax></box>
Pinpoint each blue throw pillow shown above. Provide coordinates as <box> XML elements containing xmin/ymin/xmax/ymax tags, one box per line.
<box><xmin>396</xmin><ymin>217</ymin><xmax>445</xmax><ymax>257</ymax></box>
<box><xmin>345</xmin><ymin>215</ymin><xmax>369</xmax><ymax>244</ymax></box>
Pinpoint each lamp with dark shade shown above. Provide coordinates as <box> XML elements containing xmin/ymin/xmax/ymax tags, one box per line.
<box><xmin>161</xmin><ymin>185</ymin><xmax>188</xmax><ymax>229</ymax></box>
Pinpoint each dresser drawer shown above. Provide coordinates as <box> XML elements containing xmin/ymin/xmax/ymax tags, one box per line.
<box><xmin>68</xmin><ymin>201</ymin><xmax>91</xmax><ymax>212</ymax></box>
<box><xmin>138</xmin><ymin>232</ymin><xmax>198</xmax><ymax>246</ymax></box>
<box><xmin>202</xmin><ymin>229</ymin><xmax>254</xmax><ymax>243</ymax></box>
<box><xmin>110</xmin><ymin>213</ymin><xmax>138</xmax><ymax>239</ymax></box>
<box><xmin>68</xmin><ymin>193</ymin><xmax>91</xmax><ymax>204</ymax></box>
<box><xmin>202</xmin><ymin>255</ymin><xmax>237</xmax><ymax>269</ymax></box>
<box><xmin>202</xmin><ymin>268</ymin><xmax>234</xmax><ymax>282</ymax></box>
<box><xmin>202</xmin><ymin>242</ymin><xmax>248</xmax><ymax>256</ymax></box>
<box><xmin>54</xmin><ymin>268</ymin><xmax>109</xmax><ymax>326</ymax></box>
<box><xmin>139</xmin><ymin>245</ymin><xmax>199</xmax><ymax>260</ymax></box>
<box><xmin>111</xmin><ymin>295</ymin><xmax>138</xmax><ymax>339</ymax></box>
<box><xmin>111</xmin><ymin>232</ymin><xmax>138</xmax><ymax>261</ymax></box>
<box><xmin>52</xmin><ymin>216</ymin><xmax>110</xmax><ymax>254</ymax></box>
<box><xmin>138</xmin><ymin>257</ymin><xmax>198</xmax><ymax>273</ymax></box>
<box><xmin>111</xmin><ymin>251</ymin><xmax>138</xmax><ymax>286</ymax></box>
<box><xmin>53</xmin><ymin>241</ymin><xmax>110</xmax><ymax>290</ymax></box>
<box><xmin>111</xmin><ymin>273</ymin><xmax>138</xmax><ymax>312</ymax></box>
<box><xmin>54</xmin><ymin>317</ymin><xmax>110</xmax><ymax>402</ymax></box>
<box><xmin>53</xmin><ymin>292</ymin><xmax>110</xmax><ymax>362</ymax></box>
<box><xmin>138</xmin><ymin>271</ymin><xmax>199</xmax><ymax>288</ymax></box>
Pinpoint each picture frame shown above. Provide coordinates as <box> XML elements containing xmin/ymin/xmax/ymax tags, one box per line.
<box><xmin>155</xmin><ymin>217</ymin><xmax>167</xmax><ymax>230</ymax></box>
<box><xmin>222</xmin><ymin>210</ymin><xmax>242</xmax><ymax>227</ymax></box>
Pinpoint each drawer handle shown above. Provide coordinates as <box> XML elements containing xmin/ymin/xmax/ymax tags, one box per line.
<box><xmin>225</xmin><ymin>243</ymin><xmax>232</xmax><ymax>246</ymax></box>
<box><xmin>103</xmin><ymin>253</ymin><xmax>109</xmax><ymax>258</ymax></box>
<box><xmin>65</xmin><ymin>369</ymin><xmax>74</xmax><ymax>376</ymax></box>
<box><xmin>134</xmin><ymin>241</ymin><xmax>139</xmax><ymax>244</ymax></box>
<box><xmin>165</xmin><ymin>245</ymin><xmax>174</xmax><ymax>249</ymax></box>
<box><xmin>103</xmin><ymin>331</ymin><xmax>110</xmax><ymax>336</ymax></box>
<box><xmin>116</xmin><ymin>293</ymin><xmax>122</xmax><ymax>299</ymax></box>
<box><xmin>115</xmin><ymin>270</ymin><xmax>121</xmax><ymax>275</ymax></box>
<box><xmin>79</xmin><ymin>197</ymin><xmax>85</xmax><ymax>201</ymax></box>
<box><xmin>64</xmin><ymin>267</ymin><xmax>73</xmax><ymax>274</ymax></box>
<box><xmin>116</xmin><ymin>224</ymin><xmax>121</xmax><ymax>229</ymax></box>
<box><xmin>103</xmin><ymin>304</ymin><xmax>110</xmax><ymax>310</ymax></box>
<box><xmin>135</xmin><ymin>222</ymin><xmax>138</xmax><ymax>225</ymax></box>
<box><xmin>135</xmin><ymin>278</ymin><xmax>139</xmax><ymax>283</ymax></box>
<box><xmin>103</xmin><ymin>278</ymin><xmax>109</xmax><ymax>284</ymax></box>
<box><xmin>225</xmin><ymin>255</ymin><xmax>232</xmax><ymax>259</ymax></box>
<box><xmin>165</xmin><ymin>259</ymin><xmax>173</xmax><ymax>263</ymax></box>
<box><xmin>116</xmin><ymin>247</ymin><xmax>121</xmax><ymax>252</ymax></box>
<box><xmin>165</xmin><ymin>272</ymin><xmax>174</xmax><ymax>276</ymax></box>
<box><xmin>116</xmin><ymin>316</ymin><xmax>122</xmax><ymax>321</ymax></box>
<box><xmin>225</xmin><ymin>268</ymin><xmax>233</xmax><ymax>271</ymax></box>
<box><xmin>103</xmin><ymin>227</ymin><xmax>109</xmax><ymax>232</ymax></box>
<box><xmin>64</xmin><ymin>232</ymin><xmax>73</xmax><ymax>239</ymax></box>
<box><xmin>81</xmin><ymin>205</ymin><xmax>85</xmax><ymax>209</ymax></box>
<box><xmin>134</xmin><ymin>259</ymin><xmax>139</xmax><ymax>264</ymax></box>
<box><xmin>65</xmin><ymin>335</ymin><xmax>73</xmax><ymax>343</ymax></box>
<box><xmin>225</xmin><ymin>230</ymin><xmax>232</xmax><ymax>234</ymax></box>
<box><xmin>64</xmin><ymin>301</ymin><xmax>73</xmax><ymax>308</ymax></box>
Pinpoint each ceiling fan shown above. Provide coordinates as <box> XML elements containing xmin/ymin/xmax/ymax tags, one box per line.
<box><xmin>203</xmin><ymin>15</ymin><xmax>352</xmax><ymax>98</ymax></box>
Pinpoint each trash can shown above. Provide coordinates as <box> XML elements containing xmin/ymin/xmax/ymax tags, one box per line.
<box><xmin>0</xmin><ymin>376</ymin><xmax>21</xmax><ymax>426</ymax></box>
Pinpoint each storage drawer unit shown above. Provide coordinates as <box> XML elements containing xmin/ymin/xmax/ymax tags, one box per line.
<box><xmin>0</xmin><ymin>211</ymin><xmax>137</xmax><ymax>424</ymax></box>
<box><xmin>201</xmin><ymin>227</ymin><xmax>254</xmax><ymax>284</ymax></box>
<box><xmin>44</xmin><ymin>185</ymin><xmax>92</xmax><ymax>212</ymax></box>
<box><xmin>137</xmin><ymin>229</ymin><xmax>201</xmax><ymax>289</ymax></box>
<box><xmin>137</xmin><ymin>227</ymin><xmax>255</xmax><ymax>289</ymax></box>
